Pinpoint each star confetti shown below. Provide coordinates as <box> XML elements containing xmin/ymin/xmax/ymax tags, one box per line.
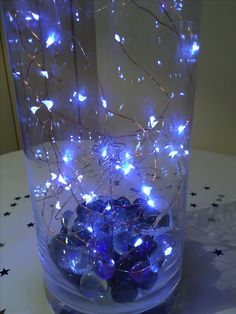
<box><xmin>0</xmin><ymin>309</ymin><xmax>6</xmax><ymax>314</ymax></box>
<box><xmin>190</xmin><ymin>192</ymin><xmax>197</xmax><ymax>196</ymax></box>
<box><xmin>14</xmin><ymin>196</ymin><xmax>21</xmax><ymax>200</ymax></box>
<box><xmin>213</xmin><ymin>249</ymin><xmax>223</xmax><ymax>256</ymax></box>
<box><xmin>190</xmin><ymin>203</ymin><xmax>197</xmax><ymax>208</ymax></box>
<box><xmin>0</xmin><ymin>243</ymin><xmax>5</xmax><ymax>247</ymax></box>
<box><xmin>10</xmin><ymin>203</ymin><xmax>17</xmax><ymax>207</ymax></box>
<box><xmin>24</xmin><ymin>194</ymin><xmax>30</xmax><ymax>198</ymax></box>
<box><xmin>3</xmin><ymin>212</ymin><xmax>11</xmax><ymax>216</ymax></box>
<box><xmin>211</xmin><ymin>203</ymin><xmax>219</xmax><ymax>208</ymax></box>
<box><xmin>204</xmin><ymin>186</ymin><xmax>210</xmax><ymax>190</ymax></box>
<box><xmin>208</xmin><ymin>217</ymin><xmax>216</xmax><ymax>222</ymax></box>
<box><xmin>27</xmin><ymin>222</ymin><xmax>34</xmax><ymax>228</ymax></box>
<box><xmin>0</xmin><ymin>268</ymin><xmax>10</xmax><ymax>277</ymax></box>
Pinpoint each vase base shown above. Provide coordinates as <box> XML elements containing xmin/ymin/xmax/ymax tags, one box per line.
<box><xmin>45</xmin><ymin>276</ymin><xmax>184</xmax><ymax>314</ymax></box>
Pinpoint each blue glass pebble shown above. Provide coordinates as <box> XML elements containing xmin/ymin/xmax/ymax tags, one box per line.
<box><xmin>80</xmin><ymin>271</ymin><xmax>108</xmax><ymax>298</ymax></box>
<box><xmin>49</xmin><ymin>234</ymin><xmax>82</xmax><ymax>265</ymax></box>
<box><xmin>94</xmin><ymin>256</ymin><xmax>116</xmax><ymax>280</ymax></box>
<box><xmin>87</xmin><ymin>199</ymin><xmax>106</xmax><ymax>212</ymax></box>
<box><xmin>113</xmin><ymin>231</ymin><xmax>133</xmax><ymax>255</ymax></box>
<box><xmin>110</xmin><ymin>271</ymin><xmax>138</xmax><ymax>303</ymax></box>
<box><xmin>116</xmin><ymin>197</ymin><xmax>131</xmax><ymax>207</ymax></box>
<box><xmin>89</xmin><ymin>233</ymin><xmax>113</xmax><ymax>255</ymax></box>
<box><xmin>133</xmin><ymin>198</ymin><xmax>146</xmax><ymax>205</ymax></box>
<box><xmin>130</xmin><ymin>259</ymin><xmax>158</xmax><ymax>289</ymax></box>
<box><xmin>132</xmin><ymin>235</ymin><xmax>157</xmax><ymax>258</ymax></box>
<box><xmin>76</xmin><ymin>203</ymin><xmax>87</xmax><ymax>222</ymax></box>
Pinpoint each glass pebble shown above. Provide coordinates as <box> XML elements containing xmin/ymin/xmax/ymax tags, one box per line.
<box><xmin>132</xmin><ymin>235</ymin><xmax>157</xmax><ymax>258</ymax></box>
<box><xmin>110</xmin><ymin>272</ymin><xmax>138</xmax><ymax>303</ymax></box>
<box><xmin>58</xmin><ymin>247</ymin><xmax>94</xmax><ymax>275</ymax></box>
<box><xmin>129</xmin><ymin>259</ymin><xmax>158</xmax><ymax>289</ymax></box>
<box><xmin>80</xmin><ymin>271</ymin><xmax>108</xmax><ymax>298</ymax></box>
<box><xmin>89</xmin><ymin>233</ymin><xmax>113</xmax><ymax>254</ymax></box>
<box><xmin>94</xmin><ymin>256</ymin><xmax>116</xmax><ymax>279</ymax></box>
<box><xmin>113</xmin><ymin>231</ymin><xmax>133</xmax><ymax>255</ymax></box>
<box><xmin>61</xmin><ymin>210</ymin><xmax>74</xmax><ymax>227</ymax></box>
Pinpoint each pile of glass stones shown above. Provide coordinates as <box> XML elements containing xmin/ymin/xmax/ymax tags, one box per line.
<box><xmin>48</xmin><ymin>197</ymin><xmax>175</xmax><ymax>303</ymax></box>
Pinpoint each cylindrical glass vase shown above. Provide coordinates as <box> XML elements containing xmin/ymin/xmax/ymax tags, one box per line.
<box><xmin>2</xmin><ymin>1</ymin><xmax>200</xmax><ymax>313</ymax></box>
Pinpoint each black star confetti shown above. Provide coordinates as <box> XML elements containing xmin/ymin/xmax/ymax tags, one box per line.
<box><xmin>24</xmin><ymin>194</ymin><xmax>30</xmax><ymax>198</ymax></box>
<box><xmin>211</xmin><ymin>203</ymin><xmax>219</xmax><ymax>208</ymax></box>
<box><xmin>213</xmin><ymin>249</ymin><xmax>223</xmax><ymax>256</ymax></box>
<box><xmin>10</xmin><ymin>203</ymin><xmax>17</xmax><ymax>207</ymax></box>
<box><xmin>190</xmin><ymin>203</ymin><xmax>197</xmax><ymax>208</ymax></box>
<box><xmin>0</xmin><ymin>309</ymin><xmax>6</xmax><ymax>314</ymax></box>
<box><xmin>190</xmin><ymin>192</ymin><xmax>197</xmax><ymax>196</ymax></box>
<box><xmin>204</xmin><ymin>186</ymin><xmax>210</xmax><ymax>190</ymax></box>
<box><xmin>0</xmin><ymin>243</ymin><xmax>5</xmax><ymax>247</ymax></box>
<box><xmin>0</xmin><ymin>268</ymin><xmax>10</xmax><ymax>277</ymax></box>
<box><xmin>114</xmin><ymin>180</ymin><xmax>120</xmax><ymax>186</ymax></box>
<box><xmin>14</xmin><ymin>196</ymin><xmax>21</xmax><ymax>200</ymax></box>
<box><xmin>27</xmin><ymin>222</ymin><xmax>34</xmax><ymax>228</ymax></box>
<box><xmin>208</xmin><ymin>217</ymin><xmax>216</xmax><ymax>222</ymax></box>
<box><xmin>3</xmin><ymin>212</ymin><xmax>11</xmax><ymax>216</ymax></box>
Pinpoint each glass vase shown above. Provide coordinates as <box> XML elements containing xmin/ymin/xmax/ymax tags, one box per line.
<box><xmin>2</xmin><ymin>0</ymin><xmax>200</xmax><ymax>313</ymax></box>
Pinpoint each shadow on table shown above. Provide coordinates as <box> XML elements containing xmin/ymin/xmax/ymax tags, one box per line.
<box><xmin>182</xmin><ymin>239</ymin><xmax>236</xmax><ymax>314</ymax></box>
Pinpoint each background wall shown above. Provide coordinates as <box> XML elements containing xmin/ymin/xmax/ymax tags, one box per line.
<box><xmin>0</xmin><ymin>0</ymin><xmax>236</xmax><ymax>156</ymax></box>
<box><xmin>191</xmin><ymin>0</ymin><xmax>236</xmax><ymax>156</ymax></box>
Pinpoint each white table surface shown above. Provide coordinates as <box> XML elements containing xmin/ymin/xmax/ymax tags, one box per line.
<box><xmin>0</xmin><ymin>149</ymin><xmax>236</xmax><ymax>314</ymax></box>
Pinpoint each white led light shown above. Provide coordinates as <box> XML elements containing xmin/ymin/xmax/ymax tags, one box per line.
<box><xmin>77</xmin><ymin>175</ymin><xmax>83</xmax><ymax>182</ymax></box>
<box><xmin>147</xmin><ymin>199</ymin><xmax>155</xmax><ymax>207</ymax></box>
<box><xmin>169</xmin><ymin>150</ymin><xmax>178</xmax><ymax>158</ymax></box>
<box><xmin>78</xmin><ymin>93</ymin><xmax>87</xmax><ymax>102</ymax></box>
<box><xmin>42</xmin><ymin>99</ymin><xmax>53</xmax><ymax>111</ymax></box>
<box><xmin>115</xmin><ymin>34</ymin><xmax>121</xmax><ymax>42</ymax></box>
<box><xmin>134</xmin><ymin>238</ymin><xmax>143</xmax><ymax>247</ymax></box>
<box><xmin>55</xmin><ymin>200</ymin><xmax>61</xmax><ymax>210</ymax></box>
<box><xmin>58</xmin><ymin>174</ymin><xmax>67</xmax><ymax>185</ymax></box>
<box><xmin>150</xmin><ymin>116</ymin><xmax>158</xmax><ymax>128</ymax></box>
<box><xmin>30</xmin><ymin>106</ymin><xmax>39</xmax><ymax>114</ymax></box>
<box><xmin>40</xmin><ymin>71</ymin><xmax>48</xmax><ymax>79</ymax></box>
<box><xmin>32</xmin><ymin>13</ymin><xmax>39</xmax><ymax>20</ymax></box>
<box><xmin>46</xmin><ymin>34</ymin><xmax>55</xmax><ymax>48</ymax></box>
<box><xmin>142</xmin><ymin>185</ymin><xmax>152</xmax><ymax>196</ymax></box>
<box><xmin>51</xmin><ymin>173</ymin><xmax>57</xmax><ymax>180</ymax></box>
<box><xmin>164</xmin><ymin>247</ymin><xmax>173</xmax><ymax>256</ymax></box>
<box><xmin>177</xmin><ymin>124</ymin><xmax>186</xmax><ymax>135</ymax></box>
<box><xmin>102</xmin><ymin>98</ymin><xmax>107</xmax><ymax>108</ymax></box>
